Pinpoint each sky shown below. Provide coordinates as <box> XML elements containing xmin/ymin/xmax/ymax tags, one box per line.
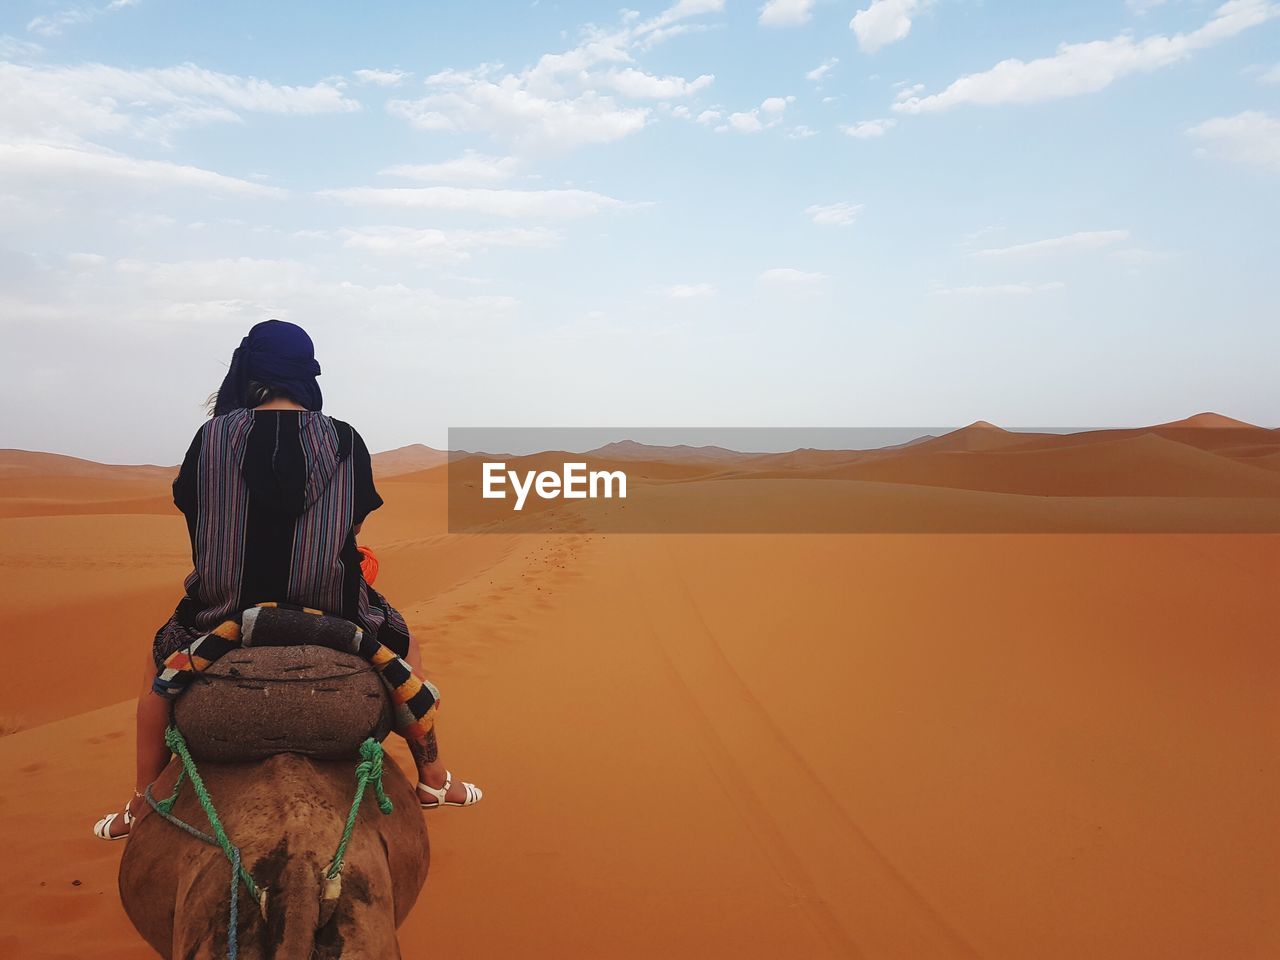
<box><xmin>1</xmin><ymin>0</ymin><xmax>1277</xmax><ymax>463</ymax></box>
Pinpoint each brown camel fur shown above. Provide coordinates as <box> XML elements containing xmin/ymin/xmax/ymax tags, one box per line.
<box><xmin>119</xmin><ymin>750</ymin><xmax>429</xmax><ymax>959</ymax></box>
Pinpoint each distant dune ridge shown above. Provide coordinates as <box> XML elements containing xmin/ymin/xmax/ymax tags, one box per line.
<box><xmin>5</xmin><ymin>415</ymin><xmax>1280</xmax><ymax>530</ymax></box>
<box><xmin>0</xmin><ymin>449</ymin><xmax>176</xmax><ymax>480</ymax></box>
<box><xmin>371</xmin><ymin>442</ymin><xmax>450</xmax><ymax>477</ymax></box>
<box><xmin>0</xmin><ymin>413</ymin><xmax>1277</xmax><ymax>958</ymax></box>
<box><xmin>587</xmin><ymin>439</ymin><xmax>749</xmax><ymax>462</ymax></box>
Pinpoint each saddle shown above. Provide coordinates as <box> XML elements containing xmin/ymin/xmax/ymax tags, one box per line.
<box><xmin>172</xmin><ymin>609</ymin><xmax>396</xmax><ymax>763</ymax></box>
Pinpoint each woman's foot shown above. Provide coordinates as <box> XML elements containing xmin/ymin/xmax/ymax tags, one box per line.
<box><xmin>93</xmin><ymin>793</ymin><xmax>144</xmax><ymax>840</ymax></box>
<box><xmin>417</xmin><ymin>766</ymin><xmax>483</xmax><ymax>808</ymax></box>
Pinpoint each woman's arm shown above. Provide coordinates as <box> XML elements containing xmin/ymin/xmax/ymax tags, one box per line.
<box><xmin>172</xmin><ymin>425</ymin><xmax>205</xmax><ymax>516</ymax></box>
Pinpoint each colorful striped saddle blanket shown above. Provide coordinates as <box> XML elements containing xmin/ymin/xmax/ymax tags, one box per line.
<box><xmin>153</xmin><ymin>602</ymin><xmax>439</xmax><ymax>738</ymax></box>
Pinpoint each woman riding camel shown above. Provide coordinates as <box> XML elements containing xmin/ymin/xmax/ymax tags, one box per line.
<box><xmin>95</xmin><ymin>319</ymin><xmax>481</xmax><ymax>839</ymax></box>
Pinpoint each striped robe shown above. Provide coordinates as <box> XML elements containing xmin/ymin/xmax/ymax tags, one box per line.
<box><xmin>153</xmin><ymin>409</ymin><xmax>413</xmax><ymax>668</ymax></box>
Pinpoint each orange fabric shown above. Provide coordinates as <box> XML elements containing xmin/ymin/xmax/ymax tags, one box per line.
<box><xmin>357</xmin><ymin>545</ymin><xmax>379</xmax><ymax>585</ymax></box>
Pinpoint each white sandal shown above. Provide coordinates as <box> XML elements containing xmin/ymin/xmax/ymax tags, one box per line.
<box><xmin>418</xmin><ymin>772</ymin><xmax>483</xmax><ymax>808</ymax></box>
<box><xmin>93</xmin><ymin>797</ymin><xmax>137</xmax><ymax>841</ymax></box>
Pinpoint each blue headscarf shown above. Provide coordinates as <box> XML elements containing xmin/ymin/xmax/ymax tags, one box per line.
<box><xmin>213</xmin><ymin>319</ymin><xmax>323</xmax><ymax>416</ymax></box>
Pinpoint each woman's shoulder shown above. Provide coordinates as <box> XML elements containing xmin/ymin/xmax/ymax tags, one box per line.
<box><xmin>316</xmin><ymin>414</ymin><xmax>362</xmax><ymax>441</ymax></box>
<box><xmin>310</xmin><ymin>414</ymin><xmax>372</xmax><ymax>462</ymax></box>
<box><xmin>203</xmin><ymin>408</ymin><xmax>254</xmax><ymax>433</ymax></box>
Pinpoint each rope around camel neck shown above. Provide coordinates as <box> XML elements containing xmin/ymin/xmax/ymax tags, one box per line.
<box><xmin>327</xmin><ymin>738</ymin><xmax>394</xmax><ymax>878</ymax></box>
<box><xmin>144</xmin><ymin>726</ymin><xmax>393</xmax><ymax>960</ymax></box>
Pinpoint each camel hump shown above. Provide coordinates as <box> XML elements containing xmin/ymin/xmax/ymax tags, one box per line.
<box><xmin>174</xmin><ymin>645</ymin><xmax>394</xmax><ymax>763</ymax></box>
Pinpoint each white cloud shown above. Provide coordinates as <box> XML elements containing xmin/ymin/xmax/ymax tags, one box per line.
<box><xmin>387</xmin><ymin>67</ymin><xmax>649</xmax><ymax>151</ymax></box>
<box><xmin>1260</xmin><ymin>63</ymin><xmax>1280</xmax><ymax>83</ymax></box>
<box><xmin>806</xmin><ymin>201</ymin><xmax>863</xmax><ymax>226</ymax></box>
<box><xmin>718</xmin><ymin>96</ymin><xmax>793</xmax><ymax>133</ymax></box>
<box><xmin>662</xmin><ymin>282</ymin><xmax>718</xmax><ymax>299</ymax></box>
<box><xmin>339</xmin><ymin>225</ymin><xmax>560</xmax><ymax>265</ymax></box>
<box><xmin>896</xmin><ymin>0</ymin><xmax>1279</xmax><ymax>113</ymax></box>
<box><xmin>380</xmin><ymin>151</ymin><xmax>520</xmax><ymax>184</ymax></box>
<box><xmin>67</xmin><ymin>252</ymin><xmax>108</xmax><ymax>269</ymax></box>
<box><xmin>1</xmin><ymin>34</ymin><xmax>43</xmax><ymax>58</ymax></box>
<box><xmin>840</xmin><ymin>118</ymin><xmax>896</xmax><ymax>138</ymax></box>
<box><xmin>0</xmin><ymin>141</ymin><xmax>284</xmax><ymax>198</ymax></box>
<box><xmin>894</xmin><ymin>82</ymin><xmax>925</xmax><ymax>102</ymax></box>
<box><xmin>27</xmin><ymin>0</ymin><xmax>138</xmax><ymax>38</ymax></box>
<box><xmin>937</xmin><ymin>281</ymin><xmax>1066</xmax><ymax>296</ymax></box>
<box><xmin>806</xmin><ymin>58</ymin><xmax>838</xmax><ymax>84</ymax></box>
<box><xmin>971</xmin><ymin>230</ymin><xmax>1130</xmax><ymax>258</ymax></box>
<box><xmin>1126</xmin><ymin>0</ymin><xmax>1168</xmax><ymax>12</ymax></box>
<box><xmin>317</xmin><ymin>185</ymin><xmax>629</xmax><ymax>219</ymax></box>
<box><xmin>788</xmin><ymin>124</ymin><xmax>818</xmax><ymax>139</ymax></box>
<box><xmin>118</xmin><ymin>211</ymin><xmax>177</xmax><ymax>231</ymax></box>
<box><xmin>600</xmin><ymin>68</ymin><xmax>715</xmax><ymax>99</ymax></box>
<box><xmin>28</xmin><ymin>8</ymin><xmax>93</xmax><ymax>36</ymax></box>
<box><xmin>80</xmin><ymin>256</ymin><xmax>520</xmax><ymax>327</ymax></box>
<box><xmin>850</xmin><ymin>0</ymin><xmax>922</xmax><ymax>53</ymax></box>
<box><xmin>758</xmin><ymin>267</ymin><xmax>827</xmax><ymax>284</ymax></box>
<box><xmin>725</xmin><ymin>111</ymin><xmax>764</xmax><ymax>133</ymax></box>
<box><xmin>1110</xmin><ymin>247</ymin><xmax>1175</xmax><ymax>265</ymax></box>
<box><xmin>353</xmin><ymin>68</ymin><xmax>412</xmax><ymax>87</ymax></box>
<box><xmin>1187</xmin><ymin>110</ymin><xmax>1280</xmax><ymax>172</ymax></box>
<box><xmin>0</xmin><ymin>61</ymin><xmax>359</xmax><ymax>144</ymax></box>
<box><xmin>632</xmin><ymin>0</ymin><xmax>725</xmax><ymax>47</ymax></box>
<box><xmin>384</xmin><ymin>1</ymin><xmax>723</xmax><ymax>152</ymax></box>
<box><xmin>759</xmin><ymin>0</ymin><xmax>816</xmax><ymax>28</ymax></box>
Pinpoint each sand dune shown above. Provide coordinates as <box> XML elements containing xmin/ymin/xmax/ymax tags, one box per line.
<box><xmin>984</xmin><ymin>414</ymin><xmax>1269</xmax><ymax>456</ymax></box>
<box><xmin>0</xmin><ymin>454</ymin><xmax>176</xmax><ymax>520</ymax></box>
<box><xmin>746</xmin><ymin>447</ymin><xmax>872</xmax><ymax>471</ymax></box>
<box><xmin>901</xmin><ymin>420</ymin><xmax>1042</xmax><ymax>454</ymax></box>
<box><xmin>372</xmin><ymin>443</ymin><xmax>450</xmax><ymax>477</ymax></box>
<box><xmin>1</xmin><ymin>419</ymin><xmax>1277</xmax><ymax>958</ymax></box>
<box><xmin>587</xmin><ymin>439</ymin><xmax>748</xmax><ymax>462</ymax></box>
<box><xmin>812</xmin><ymin>432</ymin><xmax>1280</xmax><ymax>498</ymax></box>
<box><xmin>1243</xmin><ymin>450</ymin><xmax>1280</xmax><ymax>472</ymax></box>
<box><xmin>0</xmin><ymin>449</ymin><xmax>175</xmax><ymax>480</ymax></box>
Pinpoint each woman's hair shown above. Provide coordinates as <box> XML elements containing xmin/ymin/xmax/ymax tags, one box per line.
<box><xmin>205</xmin><ymin>380</ymin><xmax>295</xmax><ymax>416</ymax></box>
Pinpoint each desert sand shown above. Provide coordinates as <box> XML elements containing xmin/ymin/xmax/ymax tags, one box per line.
<box><xmin>0</xmin><ymin>418</ymin><xmax>1277</xmax><ymax>958</ymax></box>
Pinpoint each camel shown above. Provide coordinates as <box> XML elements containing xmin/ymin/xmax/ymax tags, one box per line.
<box><xmin>119</xmin><ymin>645</ymin><xmax>431</xmax><ymax>958</ymax></box>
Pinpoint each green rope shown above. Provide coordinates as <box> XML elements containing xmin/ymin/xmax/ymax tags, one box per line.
<box><xmin>147</xmin><ymin>726</ymin><xmax>258</xmax><ymax>960</ymax></box>
<box><xmin>160</xmin><ymin>727</ymin><xmax>259</xmax><ymax>901</ymax></box>
<box><xmin>326</xmin><ymin>738</ymin><xmax>394</xmax><ymax>879</ymax></box>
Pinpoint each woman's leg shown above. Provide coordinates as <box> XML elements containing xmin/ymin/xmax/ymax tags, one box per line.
<box><xmin>401</xmin><ymin>633</ymin><xmax>477</xmax><ymax>806</ymax></box>
<box><xmin>99</xmin><ymin>649</ymin><xmax>172</xmax><ymax>838</ymax></box>
<box><xmin>135</xmin><ymin>648</ymin><xmax>172</xmax><ymax>790</ymax></box>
